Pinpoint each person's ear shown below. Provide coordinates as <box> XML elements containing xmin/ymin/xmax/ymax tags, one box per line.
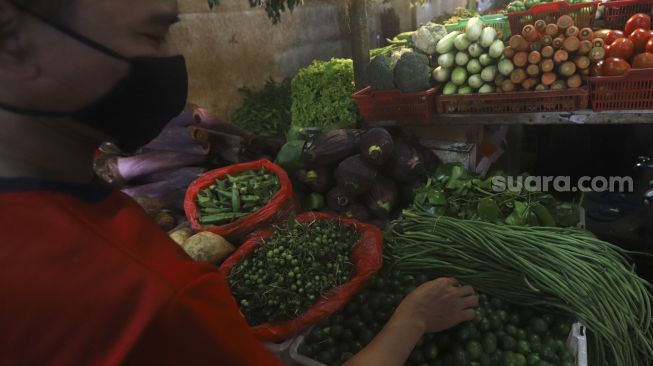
<box><xmin>0</xmin><ymin>1</ymin><xmax>38</xmax><ymax>80</ymax></box>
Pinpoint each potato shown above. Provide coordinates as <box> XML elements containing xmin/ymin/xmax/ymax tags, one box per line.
<box><xmin>170</xmin><ymin>227</ymin><xmax>194</xmax><ymax>246</ymax></box>
<box><xmin>181</xmin><ymin>232</ymin><xmax>235</xmax><ymax>263</ymax></box>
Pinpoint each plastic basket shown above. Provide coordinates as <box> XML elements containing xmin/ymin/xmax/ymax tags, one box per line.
<box><xmin>290</xmin><ymin>323</ymin><xmax>588</xmax><ymax>366</ymax></box>
<box><xmin>352</xmin><ymin>86</ymin><xmax>439</xmax><ymax>123</ymax></box>
<box><xmin>445</xmin><ymin>14</ymin><xmax>513</xmax><ymax>40</ymax></box>
<box><xmin>587</xmin><ymin>68</ymin><xmax>653</xmax><ymax>111</ymax></box>
<box><xmin>436</xmin><ymin>87</ymin><xmax>589</xmax><ymax>114</ymax></box>
<box><xmin>507</xmin><ymin>1</ymin><xmax>600</xmax><ymax>36</ymax></box>
<box><xmin>603</xmin><ymin>0</ymin><xmax>653</xmax><ymax>30</ymax></box>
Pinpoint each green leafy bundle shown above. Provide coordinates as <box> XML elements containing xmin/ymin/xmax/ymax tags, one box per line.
<box><xmin>233</xmin><ymin>78</ymin><xmax>291</xmax><ymax>137</ymax></box>
<box><xmin>412</xmin><ymin>163</ymin><xmax>579</xmax><ymax>227</ymax></box>
<box><xmin>291</xmin><ymin>59</ymin><xmax>358</xmax><ymax>131</ymax></box>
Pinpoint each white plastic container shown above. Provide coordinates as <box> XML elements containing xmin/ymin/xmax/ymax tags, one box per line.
<box><xmin>289</xmin><ymin>323</ymin><xmax>588</xmax><ymax>366</ymax></box>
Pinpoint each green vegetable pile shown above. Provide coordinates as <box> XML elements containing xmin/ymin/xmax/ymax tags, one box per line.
<box><xmin>228</xmin><ymin>219</ymin><xmax>358</xmax><ymax>325</ymax></box>
<box><xmin>196</xmin><ymin>169</ymin><xmax>280</xmax><ymax>226</ymax></box>
<box><xmin>232</xmin><ymin>78</ymin><xmax>291</xmax><ymax>137</ymax></box>
<box><xmin>291</xmin><ymin>59</ymin><xmax>358</xmax><ymax>131</ymax></box>
<box><xmin>299</xmin><ymin>268</ymin><xmax>576</xmax><ymax>366</ymax></box>
<box><xmin>412</xmin><ymin>163</ymin><xmax>579</xmax><ymax>227</ymax></box>
<box><xmin>387</xmin><ymin>210</ymin><xmax>653</xmax><ymax>366</ymax></box>
<box><xmin>433</xmin><ymin>7</ymin><xmax>480</xmax><ymax>25</ymax></box>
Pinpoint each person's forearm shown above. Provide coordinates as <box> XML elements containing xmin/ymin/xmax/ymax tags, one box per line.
<box><xmin>343</xmin><ymin>313</ymin><xmax>424</xmax><ymax>366</ymax></box>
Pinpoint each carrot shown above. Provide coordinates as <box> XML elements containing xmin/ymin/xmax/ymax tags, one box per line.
<box><xmin>559</xmin><ymin>61</ymin><xmax>577</xmax><ymax>77</ymax></box>
<box><xmin>551</xmin><ymin>80</ymin><xmax>567</xmax><ymax>90</ymax></box>
<box><xmin>590</xmin><ymin>47</ymin><xmax>606</xmax><ymax>62</ymax></box>
<box><xmin>567</xmin><ymin>74</ymin><xmax>582</xmax><ymax>88</ymax></box>
<box><xmin>504</xmin><ymin>46</ymin><xmax>516</xmax><ymax>59</ymax></box>
<box><xmin>495</xmin><ymin>74</ymin><xmax>506</xmax><ymax>87</ymax></box>
<box><xmin>580</xmin><ymin>68</ymin><xmax>591</xmax><ymax>76</ymax></box>
<box><xmin>522</xmin><ymin>78</ymin><xmax>539</xmax><ymax>90</ymax></box>
<box><xmin>528</xmin><ymin>50</ymin><xmax>542</xmax><ymax>64</ymax></box>
<box><xmin>519</xmin><ymin>37</ymin><xmax>531</xmax><ymax>51</ymax></box>
<box><xmin>554</xmin><ymin>49</ymin><xmax>569</xmax><ymax>64</ymax></box>
<box><xmin>542</xmin><ymin>34</ymin><xmax>553</xmax><ymax>46</ymax></box>
<box><xmin>579</xmin><ymin>28</ymin><xmax>593</xmax><ymax>41</ymax></box>
<box><xmin>527</xmin><ymin>64</ymin><xmax>540</xmax><ymax>77</ymax></box>
<box><xmin>578</xmin><ymin>40</ymin><xmax>592</xmax><ymax>55</ymax></box>
<box><xmin>509</xmin><ymin>35</ymin><xmax>525</xmax><ymax>50</ymax></box>
<box><xmin>510</xmin><ymin>68</ymin><xmax>527</xmax><ymax>84</ymax></box>
<box><xmin>592</xmin><ymin>38</ymin><xmax>605</xmax><ymax>49</ymax></box>
<box><xmin>556</xmin><ymin>15</ymin><xmax>573</xmax><ymax>30</ymax></box>
<box><xmin>574</xmin><ymin>56</ymin><xmax>590</xmax><ymax>70</ymax></box>
<box><xmin>545</xmin><ymin>23</ymin><xmax>559</xmax><ymax>37</ymax></box>
<box><xmin>541</xmin><ymin>45</ymin><xmax>555</xmax><ymax>58</ymax></box>
<box><xmin>563</xmin><ymin>36</ymin><xmax>580</xmax><ymax>53</ymax></box>
<box><xmin>553</xmin><ymin>36</ymin><xmax>565</xmax><ymax>49</ymax></box>
<box><xmin>530</xmin><ymin>41</ymin><xmax>543</xmax><ymax>52</ymax></box>
<box><xmin>502</xmin><ymin>79</ymin><xmax>517</xmax><ymax>92</ymax></box>
<box><xmin>513</xmin><ymin>51</ymin><xmax>529</xmax><ymax>67</ymax></box>
<box><xmin>540</xmin><ymin>59</ymin><xmax>555</xmax><ymax>73</ymax></box>
<box><xmin>541</xmin><ymin>72</ymin><xmax>557</xmax><ymax>86</ymax></box>
<box><xmin>522</xmin><ymin>25</ymin><xmax>539</xmax><ymax>42</ymax></box>
<box><xmin>565</xmin><ymin>26</ymin><xmax>579</xmax><ymax>38</ymax></box>
<box><xmin>535</xmin><ymin>19</ymin><xmax>547</xmax><ymax>33</ymax></box>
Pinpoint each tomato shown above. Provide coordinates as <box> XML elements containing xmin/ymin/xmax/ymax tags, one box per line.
<box><xmin>625</xmin><ymin>13</ymin><xmax>651</xmax><ymax>35</ymax></box>
<box><xmin>608</xmin><ymin>38</ymin><xmax>635</xmax><ymax>59</ymax></box>
<box><xmin>604</xmin><ymin>30</ymin><xmax>625</xmax><ymax>45</ymax></box>
<box><xmin>647</xmin><ymin>38</ymin><xmax>653</xmax><ymax>53</ymax></box>
<box><xmin>602</xmin><ymin>57</ymin><xmax>632</xmax><ymax>76</ymax></box>
<box><xmin>590</xmin><ymin>61</ymin><xmax>603</xmax><ymax>76</ymax></box>
<box><xmin>629</xmin><ymin>28</ymin><xmax>652</xmax><ymax>52</ymax></box>
<box><xmin>633</xmin><ymin>52</ymin><xmax>653</xmax><ymax>68</ymax></box>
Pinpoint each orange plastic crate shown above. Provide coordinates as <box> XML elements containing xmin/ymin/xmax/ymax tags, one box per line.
<box><xmin>603</xmin><ymin>0</ymin><xmax>653</xmax><ymax>30</ymax></box>
<box><xmin>507</xmin><ymin>1</ymin><xmax>600</xmax><ymax>36</ymax></box>
<box><xmin>436</xmin><ymin>88</ymin><xmax>589</xmax><ymax>114</ymax></box>
<box><xmin>587</xmin><ymin>69</ymin><xmax>653</xmax><ymax>111</ymax></box>
<box><xmin>352</xmin><ymin>86</ymin><xmax>439</xmax><ymax>123</ymax></box>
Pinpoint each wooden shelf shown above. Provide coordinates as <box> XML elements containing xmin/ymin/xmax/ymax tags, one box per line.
<box><xmin>363</xmin><ymin>110</ymin><xmax>653</xmax><ymax>127</ymax></box>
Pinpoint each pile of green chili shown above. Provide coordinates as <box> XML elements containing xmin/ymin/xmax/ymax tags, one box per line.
<box><xmin>386</xmin><ymin>209</ymin><xmax>653</xmax><ymax>366</ymax></box>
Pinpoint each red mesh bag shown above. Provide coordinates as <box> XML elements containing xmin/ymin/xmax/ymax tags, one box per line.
<box><xmin>219</xmin><ymin>212</ymin><xmax>384</xmax><ymax>343</ymax></box>
<box><xmin>184</xmin><ymin>159</ymin><xmax>295</xmax><ymax>242</ymax></box>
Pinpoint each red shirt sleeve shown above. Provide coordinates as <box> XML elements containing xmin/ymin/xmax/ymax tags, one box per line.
<box><xmin>124</xmin><ymin>272</ymin><xmax>284</xmax><ymax>366</ymax></box>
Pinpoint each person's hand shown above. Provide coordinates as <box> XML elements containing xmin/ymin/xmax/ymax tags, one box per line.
<box><xmin>392</xmin><ymin>277</ymin><xmax>478</xmax><ymax>334</ymax></box>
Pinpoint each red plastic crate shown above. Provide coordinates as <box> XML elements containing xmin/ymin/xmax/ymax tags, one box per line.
<box><xmin>507</xmin><ymin>1</ymin><xmax>600</xmax><ymax>36</ymax></box>
<box><xmin>603</xmin><ymin>0</ymin><xmax>653</xmax><ymax>30</ymax></box>
<box><xmin>436</xmin><ymin>88</ymin><xmax>589</xmax><ymax>114</ymax></box>
<box><xmin>587</xmin><ymin>68</ymin><xmax>653</xmax><ymax>111</ymax></box>
<box><xmin>352</xmin><ymin>86</ymin><xmax>439</xmax><ymax>123</ymax></box>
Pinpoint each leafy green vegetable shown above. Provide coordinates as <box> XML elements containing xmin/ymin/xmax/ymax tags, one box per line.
<box><xmin>291</xmin><ymin>59</ymin><xmax>358</xmax><ymax>130</ymax></box>
<box><xmin>232</xmin><ymin>78</ymin><xmax>291</xmax><ymax>137</ymax></box>
<box><xmin>412</xmin><ymin>163</ymin><xmax>579</xmax><ymax>227</ymax></box>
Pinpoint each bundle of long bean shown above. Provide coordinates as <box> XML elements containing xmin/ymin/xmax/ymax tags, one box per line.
<box><xmin>386</xmin><ymin>209</ymin><xmax>653</xmax><ymax>366</ymax></box>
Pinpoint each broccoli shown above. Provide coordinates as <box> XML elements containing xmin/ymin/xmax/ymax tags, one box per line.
<box><xmin>367</xmin><ymin>55</ymin><xmax>395</xmax><ymax>90</ymax></box>
<box><xmin>411</xmin><ymin>22</ymin><xmax>448</xmax><ymax>55</ymax></box>
<box><xmin>394</xmin><ymin>52</ymin><xmax>431</xmax><ymax>93</ymax></box>
<box><xmin>390</xmin><ymin>47</ymin><xmax>413</xmax><ymax>69</ymax></box>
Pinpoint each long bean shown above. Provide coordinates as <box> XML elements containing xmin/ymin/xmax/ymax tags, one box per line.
<box><xmin>387</xmin><ymin>210</ymin><xmax>653</xmax><ymax>366</ymax></box>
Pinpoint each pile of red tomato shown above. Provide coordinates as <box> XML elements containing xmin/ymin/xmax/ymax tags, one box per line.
<box><xmin>593</xmin><ymin>13</ymin><xmax>653</xmax><ymax>76</ymax></box>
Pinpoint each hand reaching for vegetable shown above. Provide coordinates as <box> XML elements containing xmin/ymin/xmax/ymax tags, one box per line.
<box><xmin>344</xmin><ymin>278</ymin><xmax>478</xmax><ymax>366</ymax></box>
<box><xmin>394</xmin><ymin>277</ymin><xmax>478</xmax><ymax>334</ymax></box>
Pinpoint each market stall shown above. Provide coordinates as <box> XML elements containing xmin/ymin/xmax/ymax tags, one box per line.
<box><xmin>93</xmin><ymin>1</ymin><xmax>653</xmax><ymax>365</ymax></box>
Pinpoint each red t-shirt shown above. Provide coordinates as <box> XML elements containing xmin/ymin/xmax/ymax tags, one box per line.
<box><xmin>0</xmin><ymin>179</ymin><xmax>283</xmax><ymax>366</ymax></box>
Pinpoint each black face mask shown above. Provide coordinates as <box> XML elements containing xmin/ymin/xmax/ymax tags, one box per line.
<box><xmin>2</xmin><ymin>2</ymin><xmax>189</xmax><ymax>153</ymax></box>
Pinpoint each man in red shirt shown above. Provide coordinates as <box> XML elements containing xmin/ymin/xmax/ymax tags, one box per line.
<box><xmin>0</xmin><ymin>0</ymin><xmax>478</xmax><ymax>365</ymax></box>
